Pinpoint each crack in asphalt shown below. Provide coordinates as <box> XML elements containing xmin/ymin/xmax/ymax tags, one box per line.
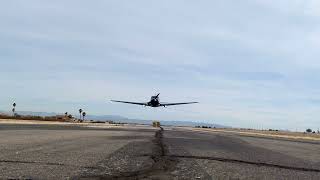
<box><xmin>164</xmin><ymin>155</ymin><xmax>320</xmax><ymax>173</ymax></box>
<box><xmin>0</xmin><ymin>159</ymin><xmax>98</xmax><ymax>169</ymax></box>
<box><xmin>80</xmin><ymin>127</ymin><xmax>178</xmax><ymax>180</ymax></box>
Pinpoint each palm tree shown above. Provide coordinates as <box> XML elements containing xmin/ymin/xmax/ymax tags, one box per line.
<box><xmin>65</xmin><ymin>112</ymin><xmax>68</xmax><ymax>117</ymax></box>
<box><xmin>82</xmin><ymin>112</ymin><xmax>86</xmax><ymax>122</ymax></box>
<box><xmin>12</xmin><ymin>108</ymin><xmax>15</xmax><ymax>117</ymax></box>
<box><xmin>79</xmin><ymin>109</ymin><xmax>83</xmax><ymax>120</ymax></box>
<box><xmin>12</xmin><ymin>102</ymin><xmax>16</xmax><ymax>117</ymax></box>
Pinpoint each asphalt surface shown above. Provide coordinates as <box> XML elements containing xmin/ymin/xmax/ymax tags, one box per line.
<box><xmin>0</xmin><ymin>124</ymin><xmax>320</xmax><ymax>179</ymax></box>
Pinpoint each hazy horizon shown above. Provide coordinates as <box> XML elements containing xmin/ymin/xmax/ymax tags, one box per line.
<box><xmin>1</xmin><ymin>1</ymin><xmax>320</xmax><ymax>131</ymax></box>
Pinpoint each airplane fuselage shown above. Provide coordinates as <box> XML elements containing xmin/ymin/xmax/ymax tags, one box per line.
<box><xmin>147</xmin><ymin>96</ymin><xmax>161</xmax><ymax>107</ymax></box>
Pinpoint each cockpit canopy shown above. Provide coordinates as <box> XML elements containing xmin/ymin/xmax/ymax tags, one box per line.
<box><xmin>151</xmin><ymin>96</ymin><xmax>159</xmax><ymax>101</ymax></box>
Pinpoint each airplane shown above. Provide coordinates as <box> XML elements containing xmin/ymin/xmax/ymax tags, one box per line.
<box><xmin>111</xmin><ymin>93</ymin><xmax>198</xmax><ymax>107</ymax></box>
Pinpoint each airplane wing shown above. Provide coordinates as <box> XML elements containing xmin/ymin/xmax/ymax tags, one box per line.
<box><xmin>111</xmin><ymin>100</ymin><xmax>147</xmax><ymax>106</ymax></box>
<box><xmin>160</xmin><ymin>102</ymin><xmax>198</xmax><ymax>106</ymax></box>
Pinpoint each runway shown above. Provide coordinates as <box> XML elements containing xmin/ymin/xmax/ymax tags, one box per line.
<box><xmin>0</xmin><ymin>123</ymin><xmax>319</xmax><ymax>179</ymax></box>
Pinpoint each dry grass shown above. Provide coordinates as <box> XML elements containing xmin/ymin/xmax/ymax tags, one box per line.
<box><xmin>0</xmin><ymin>113</ymin><xmax>71</xmax><ymax>122</ymax></box>
<box><xmin>192</xmin><ymin>128</ymin><xmax>320</xmax><ymax>141</ymax></box>
<box><xmin>0</xmin><ymin>119</ymin><xmax>73</xmax><ymax>124</ymax></box>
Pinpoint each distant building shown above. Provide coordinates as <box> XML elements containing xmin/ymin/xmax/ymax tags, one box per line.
<box><xmin>55</xmin><ymin>115</ymin><xmax>65</xmax><ymax>121</ymax></box>
<box><xmin>43</xmin><ymin>115</ymin><xmax>71</xmax><ymax>122</ymax></box>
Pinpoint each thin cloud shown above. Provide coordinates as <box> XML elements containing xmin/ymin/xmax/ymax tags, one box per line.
<box><xmin>0</xmin><ymin>0</ymin><xmax>319</xmax><ymax>130</ymax></box>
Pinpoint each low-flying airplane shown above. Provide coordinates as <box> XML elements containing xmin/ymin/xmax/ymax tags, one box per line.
<box><xmin>111</xmin><ymin>94</ymin><xmax>198</xmax><ymax>107</ymax></box>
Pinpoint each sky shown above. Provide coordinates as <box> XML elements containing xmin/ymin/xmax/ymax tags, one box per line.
<box><xmin>1</xmin><ymin>0</ymin><xmax>320</xmax><ymax>131</ymax></box>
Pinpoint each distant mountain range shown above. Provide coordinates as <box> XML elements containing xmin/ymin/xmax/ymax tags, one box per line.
<box><xmin>0</xmin><ymin>110</ymin><xmax>228</xmax><ymax>128</ymax></box>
